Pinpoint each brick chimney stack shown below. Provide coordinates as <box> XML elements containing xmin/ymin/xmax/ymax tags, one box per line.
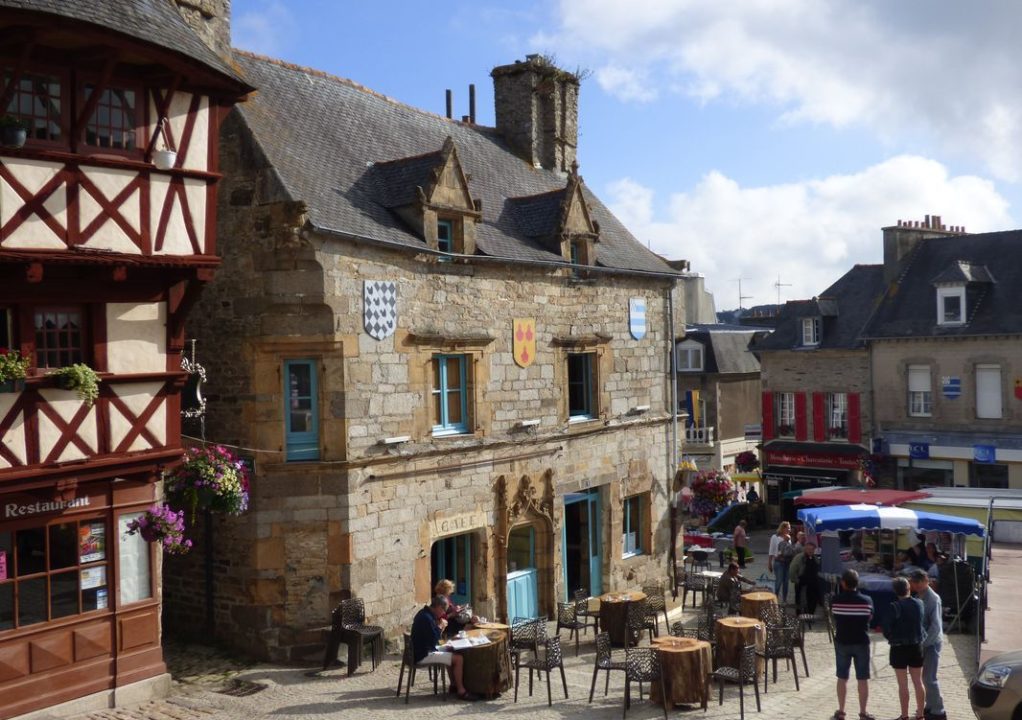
<box><xmin>882</xmin><ymin>214</ymin><xmax>967</xmax><ymax>284</ymax></box>
<box><xmin>172</xmin><ymin>0</ymin><xmax>232</xmax><ymax>59</ymax></box>
<box><xmin>491</xmin><ymin>55</ymin><xmax>580</xmax><ymax>172</ymax></box>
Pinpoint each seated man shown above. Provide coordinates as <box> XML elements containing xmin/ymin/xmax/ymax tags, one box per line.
<box><xmin>411</xmin><ymin>595</ymin><xmax>473</xmax><ymax>700</ymax></box>
<box><xmin>716</xmin><ymin>561</ymin><xmax>756</xmax><ymax>613</ymax></box>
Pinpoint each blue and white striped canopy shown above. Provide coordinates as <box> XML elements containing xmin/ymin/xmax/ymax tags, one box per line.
<box><xmin>797</xmin><ymin>503</ymin><xmax>986</xmax><ymax>537</ymax></box>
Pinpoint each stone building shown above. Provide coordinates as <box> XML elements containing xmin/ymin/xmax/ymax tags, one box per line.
<box><xmin>0</xmin><ymin>1</ymin><xmax>248</xmax><ymax>716</ymax></box>
<box><xmin>754</xmin><ymin>264</ymin><xmax>886</xmax><ymax>522</ymax></box>
<box><xmin>168</xmin><ymin>52</ymin><xmax>685</xmax><ymax>660</ymax></box>
<box><xmin>865</xmin><ymin>218</ymin><xmax>1022</xmax><ymax>491</ymax></box>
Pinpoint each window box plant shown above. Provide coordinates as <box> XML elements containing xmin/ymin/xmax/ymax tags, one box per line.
<box><xmin>125</xmin><ymin>503</ymin><xmax>192</xmax><ymax>555</ymax></box>
<box><xmin>50</xmin><ymin>363</ymin><xmax>101</xmax><ymax>406</ymax></box>
<box><xmin>0</xmin><ymin>348</ymin><xmax>30</xmax><ymax>392</ymax></box>
<box><xmin>776</xmin><ymin>424</ymin><xmax>795</xmax><ymax>436</ymax></box>
<box><xmin>165</xmin><ymin>444</ymin><xmax>250</xmax><ymax>522</ymax></box>
<box><xmin>0</xmin><ymin>115</ymin><xmax>27</xmax><ymax>149</ymax></box>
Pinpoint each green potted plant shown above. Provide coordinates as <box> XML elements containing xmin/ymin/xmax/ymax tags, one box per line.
<box><xmin>0</xmin><ymin>115</ymin><xmax>27</xmax><ymax>149</ymax></box>
<box><xmin>0</xmin><ymin>348</ymin><xmax>30</xmax><ymax>392</ymax></box>
<box><xmin>50</xmin><ymin>363</ymin><xmax>101</xmax><ymax>406</ymax></box>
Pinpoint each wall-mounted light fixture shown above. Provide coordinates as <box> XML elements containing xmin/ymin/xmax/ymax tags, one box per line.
<box><xmin>379</xmin><ymin>435</ymin><xmax>411</xmax><ymax>445</ymax></box>
<box><xmin>629</xmin><ymin>404</ymin><xmax>651</xmax><ymax>415</ymax></box>
<box><xmin>515</xmin><ymin>419</ymin><xmax>541</xmax><ymax>428</ymax></box>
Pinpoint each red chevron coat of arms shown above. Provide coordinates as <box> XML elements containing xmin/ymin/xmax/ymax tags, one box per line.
<box><xmin>513</xmin><ymin>319</ymin><xmax>536</xmax><ymax>368</ymax></box>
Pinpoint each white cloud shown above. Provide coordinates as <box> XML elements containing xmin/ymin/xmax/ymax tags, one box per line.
<box><xmin>606</xmin><ymin>156</ymin><xmax>1013</xmax><ymax>307</ymax></box>
<box><xmin>232</xmin><ymin>1</ymin><xmax>297</xmax><ymax>56</ymax></box>
<box><xmin>544</xmin><ymin>0</ymin><xmax>1022</xmax><ymax>181</ymax></box>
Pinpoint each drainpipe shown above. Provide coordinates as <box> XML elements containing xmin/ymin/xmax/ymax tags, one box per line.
<box><xmin>667</xmin><ymin>283</ymin><xmax>679</xmax><ymax>577</ymax></box>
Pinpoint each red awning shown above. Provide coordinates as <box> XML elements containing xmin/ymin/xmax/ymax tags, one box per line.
<box><xmin>793</xmin><ymin>489</ymin><xmax>931</xmax><ymax>507</ymax></box>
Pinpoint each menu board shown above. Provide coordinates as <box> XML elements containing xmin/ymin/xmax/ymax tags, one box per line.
<box><xmin>81</xmin><ymin>566</ymin><xmax>107</xmax><ymax>590</ymax></box>
<box><xmin>79</xmin><ymin>522</ymin><xmax>105</xmax><ymax>563</ymax></box>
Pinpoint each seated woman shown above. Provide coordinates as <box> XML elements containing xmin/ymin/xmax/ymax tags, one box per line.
<box><xmin>434</xmin><ymin>579</ymin><xmax>476</xmax><ymax>635</ymax></box>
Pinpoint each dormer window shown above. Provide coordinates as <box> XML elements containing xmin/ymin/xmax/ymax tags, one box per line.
<box><xmin>802</xmin><ymin>317</ymin><xmax>820</xmax><ymax>346</ymax></box>
<box><xmin>437</xmin><ymin>219</ymin><xmax>454</xmax><ymax>254</ymax></box>
<box><xmin>937</xmin><ymin>286</ymin><xmax>965</xmax><ymax>325</ymax></box>
<box><xmin>676</xmin><ymin>340</ymin><xmax>703</xmax><ymax>371</ymax></box>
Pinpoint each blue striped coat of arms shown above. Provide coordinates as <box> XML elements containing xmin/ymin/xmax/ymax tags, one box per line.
<box><xmin>629</xmin><ymin>297</ymin><xmax>646</xmax><ymax>340</ymax></box>
<box><xmin>942</xmin><ymin>376</ymin><xmax>961</xmax><ymax>399</ymax></box>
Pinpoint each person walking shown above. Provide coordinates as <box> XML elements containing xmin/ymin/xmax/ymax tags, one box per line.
<box><xmin>883</xmin><ymin>576</ymin><xmax>926</xmax><ymax>720</ymax></box>
<box><xmin>790</xmin><ymin>540</ymin><xmax>822</xmax><ymax>614</ymax></box>
<box><xmin>768</xmin><ymin>521</ymin><xmax>794</xmax><ymax>602</ymax></box>
<box><xmin>910</xmin><ymin>570</ymin><xmax>945</xmax><ymax>720</ymax></box>
<box><xmin>831</xmin><ymin>569</ymin><xmax>875</xmax><ymax>720</ymax></box>
<box><xmin>733</xmin><ymin>519</ymin><xmax>748</xmax><ymax>568</ymax></box>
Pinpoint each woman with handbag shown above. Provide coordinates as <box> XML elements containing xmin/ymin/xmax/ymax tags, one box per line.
<box><xmin>434</xmin><ymin>579</ymin><xmax>477</xmax><ymax>635</ymax></box>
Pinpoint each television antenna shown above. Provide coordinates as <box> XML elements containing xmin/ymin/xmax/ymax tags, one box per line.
<box><xmin>732</xmin><ymin>277</ymin><xmax>753</xmax><ymax>310</ymax></box>
<box><xmin>774</xmin><ymin>275</ymin><xmax>791</xmax><ymax>305</ymax></box>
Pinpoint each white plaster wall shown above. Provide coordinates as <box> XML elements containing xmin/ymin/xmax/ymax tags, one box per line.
<box><xmin>0</xmin><ymin>392</ymin><xmax>26</xmax><ymax>468</ymax></box>
<box><xmin>80</xmin><ymin>166</ymin><xmax>141</xmax><ymax>254</ymax></box>
<box><xmin>0</xmin><ymin>157</ymin><xmax>67</xmax><ymax>248</ymax></box>
<box><xmin>109</xmin><ymin>382</ymin><xmax>166</xmax><ymax>451</ymax></box>
<box><xmin>37</xmin><ymin>390</ymin><xmax>97</xmax><ymax>462</ymax></box>
<box><xmin>106</xmin><ymin>302</ymin><xmax>167</xmax><ymax>374</ymax></box>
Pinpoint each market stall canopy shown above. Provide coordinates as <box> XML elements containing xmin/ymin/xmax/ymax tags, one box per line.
<box><xmin>793</xmin><ymin>489</ymin><xmax>930</xmax><ymax>507</ymax></box>
<box><xmin>797</xmin><ymin>503</ymin><xmax>986</xmax><ymax>537</ymax></box>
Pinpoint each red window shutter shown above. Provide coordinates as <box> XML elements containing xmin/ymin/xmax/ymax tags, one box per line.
<box><xmin>848</xmin><ymin>392</ymin><xmax>862</xmax><ymax>444</ymax></box>
<box><xmin>812</xmin><ymin>392</ymin><xmax>825</xmax><ymax>442</ymax></box>
<box><xmin>794</xmin><ymin>391</ymin><xmax>808</xmax><ymax>440</ymax></box>
<box><xmin>761</xmin><ymin>391</ymin><xmax>774</xmax><ymax>441</ymax></box>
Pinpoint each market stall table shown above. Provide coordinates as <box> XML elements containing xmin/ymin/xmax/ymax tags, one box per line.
<box><xmin>599</xmin><ymin>591</ymin><xmax>646</xmax><ymax>647</ymax></box>
<box><xmin>650</xmin><ymin>636</ymin><xmax>712</xmax><ymax>709</ymax></box>
<box><xmin>452</xmin><ymin>629</ymin><xmax>511</xmax><ymax>698</ymax></box>
<box><xmin>715</xmin><ymin>616</ymin><xmax>765</xmax><ymax>673</ymax></box>
<box><xmin>740</xmin><ymin>591</ymin><xmax>778</xmax><ymax>621</ymax></box>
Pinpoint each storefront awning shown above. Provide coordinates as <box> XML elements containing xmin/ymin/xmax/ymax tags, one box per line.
<box><xmin>797</xmin><ymin>503</ymin><xmax>986</xmax><ymax>537</ymax></box>
<box><xmin>793</xmin><ymin>488</ymin><xmax>930</xmax><ymax>507</ymax></box>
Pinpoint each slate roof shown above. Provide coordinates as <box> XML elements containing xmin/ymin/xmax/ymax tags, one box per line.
<box><xmin>370</xmin><ymin>151</ymin><xmax>444</xmax><ymax>208</ymax></box>
<box><xmin>865</xmin><ymin>230</ymin><xmax>1022</xmax><ymax>338</ymax></box>
<box><xmin>232</xmin><ymin>52</ymin><xmax>677</xmax><ymax>275</ymax></box>
<box><xmin>0</xmin><ymin>0</ymin><xmax>247</xmax><ymax>87</ymax></box>
<box><xmin>506</xmin><ymin>189</ymin><xmax>568</xmax><ymax>239</ymax></box>
<box><xmin>754</xmin><ymin>264</ymin><xmax>885</xmax><ymax>351</ymax></box>
<box><xmin>680</xmin><ymin>325</ymin><xmax>761</xmax><ymax>374</ymax></box>
<box><xmin>930</xmin><ymin>260</ymin><xmax>995</xmax><ymax>285</ymax></box>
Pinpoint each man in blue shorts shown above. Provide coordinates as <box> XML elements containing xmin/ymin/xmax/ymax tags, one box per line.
<box><xmin>831</xmin><ymin>569</ymin><xmax>875</xmax><ymax>720</ymax></box>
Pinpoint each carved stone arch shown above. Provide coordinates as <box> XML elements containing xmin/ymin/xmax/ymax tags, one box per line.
<box><xmin>493</xmin><ymin>470</ymin><xmax>555</xmax><ymax>622</ymax></box>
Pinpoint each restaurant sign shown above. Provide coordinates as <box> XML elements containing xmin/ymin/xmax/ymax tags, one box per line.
<box><xmin>431</xmin><ymin>511</ymin><xmax>484</xmax><ymax>538</ymax></box>
<box><xmin>4</xmin><ymin>495</ymin><xmax>90</xmax><ymax>519</ymax></box>
<box><xmin>764</xmin><ymin>449</ymin><xmax>860</xmax><ymax>470</ymax></box>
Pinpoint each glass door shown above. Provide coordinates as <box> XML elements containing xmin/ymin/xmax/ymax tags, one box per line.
<box><xmin>431</xmin><ymin>534</ymin><xmax>472</xmax><ymax>606</ymax></box>
<box><xmin>562</xmin><ymin>489</ymin><xmax>602</xmax><ymax>599</ymax></box>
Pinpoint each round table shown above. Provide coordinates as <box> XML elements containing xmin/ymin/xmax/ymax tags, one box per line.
<box><xmin>457</xmin><ymin>629</ymin><xmax>511</xmax><ymax>698</ymax></box>
<box><xmin>740</xmin><ymin>591</ymin><xmax>778</xmax><ymax>621</ymax></box>
<box><xmin>650</xmin><ymin>636</ymin><xmax>712</xmax><ymax>708</ymax></box>
<box><xmin>714</xmin><ymin>616</ymin><xmax>765</xmax><ymax>672</ymax></box>
<box><xmin>472</xmin><ymin>622</ymin><xmax>510</xmax><ymax>631</ymax></box>
<box><xmin>599</xmin><ymin>591</ymin><xmax>647</xmax><ymax>647</ymax></box>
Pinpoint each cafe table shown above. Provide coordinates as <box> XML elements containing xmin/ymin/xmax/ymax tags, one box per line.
<box><xmin>599</xmin><ymin>591</ymin><xmax>646</xmax><ymax>647</ymax></box>
<box><xmin>714</xmin><ymin>616</ymin><xmax>765</xmax><ymax>673</ymax></box>
<box><xmin>740</xmin><ymin>591</ymin><xmax>778</xmax><ymax>621</ymax></box>
<box><xmin>451</xmin><ymin>628</ymin><xmax>511</xmax><ymax>698</ymax></box>
<box><xmin>650</xmin><ymin>636</ymin><xmax>712</xmax><ymax>709</ymax></box>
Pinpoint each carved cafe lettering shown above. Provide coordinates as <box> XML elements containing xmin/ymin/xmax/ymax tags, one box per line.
<box><xmin>433</xmin><ymin>512</ymin><xmax>482</xmax><ymax>535</ymax></box>
<box><xmin>5</xmin><ymin>496</ymin><xmax>90</xmax><ymax>519</ymax></box>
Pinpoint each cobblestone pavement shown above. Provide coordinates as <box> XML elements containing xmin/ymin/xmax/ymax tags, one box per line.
<box><xmin>75</xmin><ymin>607</ymin><xmax>980</xmax><ymax>720</ymax></box>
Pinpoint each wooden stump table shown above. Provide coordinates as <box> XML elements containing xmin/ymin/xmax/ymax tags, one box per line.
<box><xmin>650</xmin><ymin>636</ymin><xmax>713</xmax><ymax>709</ymax></box>
<box><xmin>714</xmin><ymin>616</ymin><xmax>765</xmax><ymax>673</ymax></box>
<box><xmin>456</xmin><ymin>629</ymin><xmax>511</xmax><ymax>698</ymax></box>
<box><xmin>599</xmin><ymin>591</ymin><xmax>646</xmax><ymax>647</ymax></box>
<box><xmin>740</xmin><ymin>591</ymin><xmax>778</xmax><ymax>621</ymax></box>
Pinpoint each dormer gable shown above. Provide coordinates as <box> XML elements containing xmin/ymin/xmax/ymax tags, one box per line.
<box><xmin>370</xmin><ymin>136</ymin><xmax>481</xmax><ymax>257</ymax></box>
<box><xmin>931</xmin><ymin>260</ymin><xmax>995</xmax><ymax>326</ymax></box>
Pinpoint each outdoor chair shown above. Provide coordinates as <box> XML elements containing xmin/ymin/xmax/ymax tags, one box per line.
<box><xmin>822</xmin><ymin>593</ymin><xmax>836</xmax><ymax>644</ymax></box>
<box><xmin>515</xmin><ymin>636</ymin><xmax>567</xmax><ymax>706</ymax></box>
<box><xmin>322</xmin><ymin>597</ymin><xmax>384</xmax><ymax>676</ymax></box>
<box><xmin>627</xmin><ymin>598</ymin><xmax>654</xmax><ymax>645</ymax></box>
<box><xmin>672</xmin><ymin>562</ymin><xmax>686</xmax><ymax>600</ymax></box>
<box><xmin>556</xmin><ymin>600</ymin><xmax>588</xmax><ymax>656</ymax></box>
<box><xmin>642</xmin><ymin>584</ymin><xmax>670</xmax><ymax>636</ymax></box>
<box><xmin>669</xmin><ymin>620</ymin><xmax>686</xmax><ymax>637</ymax></box>
<box><xmin>622</xmin><ymin>647</ymin><xmax>668</xmax><ymax>719</ymax></box>
<box><xmin>706</xmin><ymin>643</ymin><xmax>761</xmax><ymax>720</ymax></box>
<box><xmin>397</xmin><ymin>632</ymin><xmax>446</xmax><ymax>703</ymax></box>
<box><xmin>511</xmin><ymin>616</ymin><xmax>547</xmax><ymax>683</ymax></box>
<box><xmin>781</xmin><ymin>608</ymin><xmax>810</xmax><ymax>677</ymax></box>
<box><xmin>574</xmin><ymin>587</ymin><xmax>601</xmax><ymax>634</ymax></box>
<box><xmin>682</xmin><ymin>572</ymin><xmax>707</xmax><ymax>610</ymax></box>
<box><xmin>756</xmin><ymin>621</ymin><xmax>800</xmax><ymax>692</ymax></box>
<box><xmin>690</xmin><ymin>548</ymin><xmax>711</xmax><ymax>572</ymax></box>
<box><xmin>589</xmin><ymin>631</ymin><xmax>628</xmax><ymax>702</ymax></box>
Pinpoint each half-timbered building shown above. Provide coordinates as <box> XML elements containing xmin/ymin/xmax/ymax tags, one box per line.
<box><xmin>0</xmin><ymin>2</ymin><xmax>248</xmax><ymax>716</ymax></box>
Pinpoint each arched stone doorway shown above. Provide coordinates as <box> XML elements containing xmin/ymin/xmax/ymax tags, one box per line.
<box><xmin>494</xmin><ymin>471</ymin><xmax>555</xmax><ymax>621</ymax></box>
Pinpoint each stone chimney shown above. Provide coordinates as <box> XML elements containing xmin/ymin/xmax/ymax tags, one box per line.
<box><xmin>882</xmin><ymin>214</ymin><xmax>967</xmax><ymax>284</ymax></box>
<box><xmin>172</xmin><ymin>0</ymin><xmax>232</xmax><ymax>59</ymax></box>
<box><xmin>491</xmin><ymin>55</ymin><xmax>579</xmax><ymax>172</ymax></box>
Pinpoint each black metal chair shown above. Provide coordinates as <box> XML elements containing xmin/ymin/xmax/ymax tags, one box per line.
<box><xmin>780</xmin><ymin>607</ymin><xmax>810</xmax><ymax>677</ymax></box>
<box><xmin>672</xmin><ymin>562</ymin><xmax>686</xmax><ymax>600</ymax></box>
<box><xmin>397</xmin><ymin>632</ymin><xmax>446</xmax><ymax>703</ymax></box>
<box><xmin>574</xmin><ymin>588</ymin><xmax>601</xmax><ymax>634</ymax></box>
<box><xmin>823</xmin><ymin>593</ymin><xmax>836</xmax><ymax>644</ymax></box>
<box><xmin>515</xmin><ymin>636</ymin><xmax>567</xmax><ymax>706</ymax></box>
<box><xmin>690</xmin><ymin>548</ymin><xmax>711</xmax><ymax>572</ymax></box>
<box><xmin>511</xmin><ymin>616</ymin><xmax>547</xmax><ymax>686</ymax></box>
<box><xmin>669</xmin><ymin>620</ymin><xmax>686</xmax><ymax>637</ymax></box>
<box><xmin>323</xmin><ymin>598</ymin><xmax>384</xmax><ymax>676</ymax></box>
<box><xmin>706</xmin><ymin>643</ymin><xmax>761</xmax><ymax>720</ymax></box>
<box><xmin>756</xmin><ymin>621</ymin><xmax>800</xmax><ymax>692</ymax></box>
<box><xmin>682</xmin><ymin>572</ymin><xmax>707</xmax><ymax>610</ymax></box>
<box><xmin>622</xmin><ymin>647</ymin><xmax>668</xmax><ymax>719</ymax></box>
<box><xmin>627</xmin><ymin>598</ymin><xmax>653</xmax><ymax>645</ymax></box>
<box><xmin>589</xmin><ymin>630</ymin><xmax>627</xmax><ymax>702</ymax></box>
<box><xmin>556</xmin><ymin>600</ymin><xmax>587</xmax><ymax>656</ymax></box>
<box><xmin>642</xmin><ymin>584</ymin><xmax>669</xmax><ymax>637</ymax></box>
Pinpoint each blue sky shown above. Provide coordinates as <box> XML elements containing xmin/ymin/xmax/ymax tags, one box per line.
<box><xmin>231</xmin><ymin>0</ymin><xmax>1021</xmax><ymax>309</ymax></box>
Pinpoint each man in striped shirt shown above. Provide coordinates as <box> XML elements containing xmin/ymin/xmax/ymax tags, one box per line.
<box><xmin>831</xmin><ymin>569</ymin><xmax>875</xmax><ymax>720</ymax></box>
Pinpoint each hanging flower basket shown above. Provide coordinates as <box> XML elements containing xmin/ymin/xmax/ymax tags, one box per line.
<box><xmin>126</xmin><ymin>503</ymin><xmax>192</xmax><ymax>555</ymax></box>
<box><xmin>689</xmin><ymin>468</ymin><xmax>734</xmax><ymax>519</ymax></box>
<box><xmin>165</xmin><ymin>445</ymin><xmax>250</xmax><ymax>521</ymax></box>
<box><xmin>734</xmin><ymin>451</ymin><xmax>760</xmax><ymax>473</ymax></box>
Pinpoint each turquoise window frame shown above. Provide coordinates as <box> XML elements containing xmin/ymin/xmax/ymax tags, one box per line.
<box><xmin>622</xmin><ymin>495</ymin><xmax>644</xmax><ymax>558</ymax></box>
<box><xmin>284</xmin><ymin>359</ymin><xmax>319</xmax><ymax>461</ymax></box>
<box><xmin>437</xmin><ymin>219</ymin><xmax>454</xmax><ymax>254</ymax></box>
<box><xmin>567</xmin><ymin>351</ymin><xmax>595</xmax><ymax>420</ymax></box>
<box><xmin>432</xmin><ymin>353</ymin><xmax>469</xmax><ymax>435</ymax></box>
